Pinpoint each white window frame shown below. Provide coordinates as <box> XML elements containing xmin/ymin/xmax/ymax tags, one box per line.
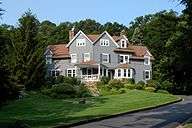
<box><xmin>76</xmin><ymin>39</ymin><xmax>86</xmax><ymax>47</ymax></box>
<box><xmin>46</xmin><ymin>55</ymin><xmax>52</xmax><ymax>64</ymax></box>
<box><xmin>144</xmin><ymin>56</ymin><xmax>150</xmax><ymax>65</ymax></box>
<box><xmin>100</xmin><ymin>39</ymin><xmax>109</xmax><ymax>46</ymax></box>
<box><xmin>145</xmin><ymin>70</ymin><xmax>151</xmax><ymax>80</ymax></box>
<box><xmin>83</xmin><ymin>53</ymin><xmax>90</xmax><ymax>62</ymax></box>
<box><xmin>120</xmin><ymin>39</ymin><xmax>127</xmax><ymax>48</ymax></box>
<box><xmin>71</xmin><ymin>54</ymin><xmax>77</xmax><ymax>63</ymax></box>
<box><xmin>115</xmin><ymin>68</ymin><xmax>132</xmax><ymax>79</ymax></box>
<box><xmin>67</xmin><ymin>68</ymin><xmax>76</xmax><ymax>77</ymax></box>
<box><xmin>51</xmin><ymin>69</ymin><xmax>61</xmax><ymax>77</ymax></box>
<box><xmin>120</xmin><ymin>54</ymin><xmax>129</xmax><ymax>64</ymax></box>
<box><xmin>102</xmin><ymin>53</ymin><xmax>110</xmax><ymax>63</ymax></box>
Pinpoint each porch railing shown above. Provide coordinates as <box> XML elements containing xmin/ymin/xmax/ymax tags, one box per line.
<box><xmin>81</xmin><ymin>74</ymin><xmax>100</xmax><ymax>81</ymax></box>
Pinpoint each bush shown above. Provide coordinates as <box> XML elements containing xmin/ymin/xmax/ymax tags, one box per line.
<box><xmin>161</xmin><ymin>80</ymin><xmax>173</xmax><ymax>91</ymax></box>
<box><xmin>119</xmin><ymin>88</ymin><xmax>127</xmax><ymax>94</ymax></box>
<box><xmin>121</xmin><ymin>78</ymin><xmax>135</xmax><ymax>85</ymax></box>
<box><xmin>124</xmin><ymin>84</ymin><xmax>135</xmax><ymax>90</ymax></box>
<box><xmin>137</xmin><ymin>81</ymin><xmax>145</xmax><ymax>86</ymax></box>
<box><xmin>147</xmin><ymin>80</ymin><xmax>160</xmax><ymax>89</ymax></box>
<box><xmin>135</xmin><ymin>84</ymin><xmax>145</xmax><ymax>90</ymax></box>
<box><xmin>101</xmin><ymin>76</ymin><xmax>110</xmax><ymax>84</ymax></box>
<box><xmin>108</xmin><ymin>79</ymin><xmax>124</xmax><ymax>90</ymax></box>
<box><xmin>156</xmin><ymin>90</ymin><xmax>169</xmax><ymax>94</ymax></box>
<box><xmin>145</xmin><ymin>87</ymin><xmax>156</xmax><ymax>92</ymax></box>
<box><xmin>42</xmin><ymin>77</ymin><xmax>91</xmax><ymax>98</ymax></box>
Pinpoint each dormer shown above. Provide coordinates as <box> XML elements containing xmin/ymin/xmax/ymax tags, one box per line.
<box><xmin>120</xmin><ymin>39</ymin><xmax>127</xmax><ymax>48</ymax></box>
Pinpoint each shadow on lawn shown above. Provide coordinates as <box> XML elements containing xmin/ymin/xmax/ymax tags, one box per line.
<box><xmin>0</xmin><ymin>95</ymin><xmax>109</xmax><ymax>128</ymax></box>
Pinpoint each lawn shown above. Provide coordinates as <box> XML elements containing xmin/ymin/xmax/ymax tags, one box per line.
<box><xmin>183</xmin><ymin>118</ymin><xmax>192</xmax><ymax>128</ymax></box>
<box><xmin>0</xmin><ymin>90</ymin><xmax>179</xmax><ymax>128</ymax></box>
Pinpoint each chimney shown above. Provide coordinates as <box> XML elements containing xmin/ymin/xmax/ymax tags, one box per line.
<box><xmin>69</xmin><ymin>26</ymin><xmax>75</xmax><ymax>41</ymax></box>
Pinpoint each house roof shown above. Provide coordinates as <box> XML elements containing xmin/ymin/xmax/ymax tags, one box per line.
<box><xmin>87</xmin><ymin>35</ymin><xmax>100</xmax><ymax>42</ymax></box>
<box><xmin>47</xmin><ymin>44</ymin><xmax>70</xmax><ymax>59</ymax></box>
<box><xmin>116</xmin><ymin>64</ymin><xmax>131</xmax><ymax>69</ymax></box>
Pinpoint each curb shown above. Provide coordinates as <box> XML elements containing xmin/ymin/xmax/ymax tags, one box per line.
<box><xmin>53</xmin><ymin>98</ymin><xmax>182</xmax><ymax>128</ymax></box>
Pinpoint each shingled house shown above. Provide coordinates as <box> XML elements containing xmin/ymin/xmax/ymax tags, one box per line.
<box><xmin>45</xmin><ymin>28</ymin><xmax>154</xmax><ymax>83</ymax></box>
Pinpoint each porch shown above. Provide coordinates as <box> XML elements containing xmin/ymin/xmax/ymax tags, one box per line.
<box><xmin>75</xmin><ymin>62</ymin><xmax>110</xmax><ymax>82</ymax></box>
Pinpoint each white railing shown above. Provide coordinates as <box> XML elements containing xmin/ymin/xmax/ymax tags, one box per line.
<box><xmin>81</xmin><ymin>74</ymin><xmax>100</xmax><ymax>81</ymax></box>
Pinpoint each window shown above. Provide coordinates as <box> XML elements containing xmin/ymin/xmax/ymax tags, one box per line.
<box><xmin>51</xmin><ymin>70</ymin><xmax>60</xmax><ymax>77</ymax></box>
<box><xmin>124</xmin><ymin>69</ymin><xmax>127</xmax><ymax>77</ymax></box>
<box><xmin>83</xmin><ymin>53</ymin><xmax>90</xmax><ymax>62</ymax></box>
<box><xmin>71</xmin><ymin>54</ymin><xmax>77</xmax><ymax>63</ymax></box>
<box><xmin>118</xmin><ymin>69</ymin><xmax>121</xmax><ymax>77</ymax></box>
<box><xmin>76</xmin><ymin>39</ymin><xmax>86</xmax><ymax>46</ymax></box>
<box><xmin>67</xmin><ymin>69</ymin><xmax>76</xmax><ymax>77</ymax></box>
<box><xmin>121</xmin><ymin>39</ymin><xmax>127</xmax><ymax>48</ymax></box>
<box><xmin>100</xmin><ymin>39</ymin><xmax>109</xmax><ymax>46</ymax></box>
<box><xmin>119</xmin><ymin>55</ymin><xmax>129</xmax><ymax>64</ymax></box>
<box><xmin>144</xmin><ymin>56</ymin><xmax>150</xmax><ymax>65</ymax></box>
<box><xmin>145</xmin><ymin>70</ymin><xmax>150</xmax><ymax>80</ymax></box>
<box><xmin>102</xmin><ymin>53</ymin><xmax>110</xmax><ymax>63</ymax></box>
<box><xmin>46</xmin><ymin>55</ymin><xmax>52</xmax><ymax>64</ymax></box>
<box><xmin>116</xmin><ymin>69</ymin><xmax>132</xmax><ymax>78</ymax></box>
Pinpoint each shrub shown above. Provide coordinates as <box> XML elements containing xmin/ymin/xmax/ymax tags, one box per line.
<box><xmin>137</xmin><ymin>81</ymin><xmax>145</xmax><ymax>85</ymax></box>
<box><xmin>145</xmin><ymin>87</ymin><xmax>156</xmax><ymax>92</ymax></box>
<box><xmin>161</xmin><ymin>80</ymin><xmax>173</xmax><ymax>91</ymax></box>
<box><xmin>77</xmin><ymin>85</ymin><xmax>92</xmax><ymax>98</ymax></box>
<box><xmin>147</xmin><ymin>80</ymin><xmax>160</xmax><ymax>89</ymax></box>
<box><xmin>119</xmin><ymin>88</ymin><xmax>127</xmax><ymax>94</ymax></box>
<box><xmin>101</xmin><ymin>76</ymin><xmax>110</xmax><ymax>84</ymax></box>
<box><xmin>121</xmin><ymin>78</ymin><xmax>135</xmax><ymax>85</ymax></box>
<box><xmin>156</xmin><ymin>90</ymin><xmax>169</xmax><ymax>94</ymax></box>
<box><xmin>108</xmin><ymin>79</ymin><xmax>124</xmax><ymax>90</ymax></box>
<box><xmin>124</xmin><ymin>84</ymin><xmax>135</xmax><ymax>90</ymax></box>
<box><xmin>135</xmin><ymin>84</ymin><xmax>145</xmax><ymax>90</ymax></box>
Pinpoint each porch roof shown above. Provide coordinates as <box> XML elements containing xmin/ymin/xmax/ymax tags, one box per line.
<box><xmin>75</xmin><ymin>60</ymin><xmax>108</xmax><ymax>68</ymax></box>
<box><xmin>115</xmin><ymin>64</ymin><xmax>132</xmax><ymax>69</ymax></box>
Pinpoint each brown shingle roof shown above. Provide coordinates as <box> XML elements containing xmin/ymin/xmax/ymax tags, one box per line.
<box><xmin>47</xmin><ymin>44</ymin><xmax>70</xmax><ymax>59</ymax></box>
<box><xmin>87</xmin><ymin>35</ymin><xmax>99</xmax><ymax>42</ymax></box>
<box><xmin>116</xmin><ymin>64</ymin><xmax>130</xmax><ymax>69</ymax></box>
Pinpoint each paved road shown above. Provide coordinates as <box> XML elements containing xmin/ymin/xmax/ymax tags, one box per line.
<box><xmin>72</xmin><ymin>96</ymin><xmax>192</xmax><ymax>128</ymax></box>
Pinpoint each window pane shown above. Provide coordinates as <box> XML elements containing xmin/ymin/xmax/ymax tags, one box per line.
<box><xmin>120</xmin><ymin>56</ymin><xmax>124</xmax><ymax>63</ymax></box>
<box><xmin>102</xmin><ymin>54</ymin><xmax>109</xmax><ymax>62</ymax></box>
<box><xmin>118</xmin><ymin>69</ymin><xmax>121</xmax><ymax>77</ymax></box>
<box><xmin>128</xmin><ymin>69</ymin><xmax>131</xmax><ymax>77</ymax></box>
<box><xmin>56</xmin><ymin>71</ymin><xmax>60</xmax><ymax>76</ymax></box>
<box><xmin>124</xmin><ymin>69</ymin><xmax>127</xmax><ymax>77</ymax></box>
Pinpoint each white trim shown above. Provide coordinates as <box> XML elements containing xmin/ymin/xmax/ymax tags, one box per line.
<box><xmin>122</xmin><ymin>35</ymin><xmax>129</xmax><ymax>41</ymax></box>
<box><xmin>100</xmin><ymin>39</ymin><xmax>110</xmax><ymax>46</ymax></box>
<box><xmin>93</xmin><ymin>31</ymin><xmax>119</xmax><ymax>47</ymax></box>
<box><xmin>146</xmin><ymin>50</ymin><xmax>152</xmax><ymax>57</ymax></box>
<box><xmin>120</xmin><ymin>39</ymin><xmax>127</xmax><ymax>48</ymax></box>
<box><xmin>119</xmin><ymin>54</ymin><xmax>129</xmax><ymax>64</ymax></box>
<box><xmin>115</xmin><ymin>68</ymin><xmax>133</xmax><ymax>79</ymax></box>
<box><xmin>83</xmin><ymin>53</ymin><xmax>90</xmax><ymax>62</ymax></box>
<box><xmin>144</xmin><ymin>56</ymin><xmax>150</xmax><ymax>65</ymax></box>
<box><xmin>44</xmin><ymin>49</ymin><xmax>53</xmax><ymax>55</ymax></box>
<box><xmin>102</xmin><ymin>53</ymin><xmax>110</xmax><ymax>63</ymax></box>
<box><xmin>145</xmin><ymin>70</ymin><xmax>151</xmax><ymax>80</ymax></box>
<box><xmin>66</xmin><ymin>30</ymin><xmax>93</xmax><ymax>47</ymax></box>
<box><xmin>71</xmin><ymin>54</ymin><xmax>77</xmax><ymax>63</ymax></box>
<box><xmin>76</xmin><ymin>38</ymin><xmax>86</xmax><ymax>47</ymax></box>
<box><xmin>67</xmin><ymin>68</ymin><xmax>76</xmax><ymax>77</ymax></box>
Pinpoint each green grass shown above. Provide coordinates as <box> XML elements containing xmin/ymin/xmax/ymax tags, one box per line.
<box><xmin>0</xmin><ymin>90</ymin><xmax>179</xmax><ymax>128</ymax></box>
<box><xmin>183</xmin><ymin>118</ymin><xmax>192</xmax><ymax>128</ymax></box>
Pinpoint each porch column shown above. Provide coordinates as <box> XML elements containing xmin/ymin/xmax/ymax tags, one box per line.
<box><xmin>106</xmin><ymin>69</ymin><xmax>108</xmax><ymax>77</ymax></box>
<box><xmin>98</xmin><ymin>64</ymin><xmax>100</xmax><ymax>76</ymax></box>
<box><xmin>102</xmin><ymin>67</ymin><xmax>104</xmax><ymax>77</ymax></box>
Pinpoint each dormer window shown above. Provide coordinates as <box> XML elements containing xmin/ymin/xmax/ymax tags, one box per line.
<box><xmin>100</xmin><ymin>39</ymin><xmax>109</xmax><ymax>46</ymax></box>
<box><xmin>120</xmin><ymin>39</ymin><xmax>127</xmax><ymax>48</ymax></box>
<box><xmin>144</xmin><ymin>56</ymin><xmax>150</xmax><ymax>65</ymax></box>
<box><xmin>76</xmin><ymin>39</ymin><xmax>86</xmax><ymax>46</ymax></box>
<box><xmin>46</xmin><ymin>55</ymin><xmax>52</xmax><ymax>64</ymax></box>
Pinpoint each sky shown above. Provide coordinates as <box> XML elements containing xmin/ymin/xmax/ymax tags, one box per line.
<box><xmin>0</xmin><ymin>0</ymin><xmax>184</xmax><ymax>26</ymax></box>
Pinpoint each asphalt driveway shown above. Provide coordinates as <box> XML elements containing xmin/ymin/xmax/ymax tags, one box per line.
<box><xmin>72</xmin><ymin>96</ymin><xmax>192</xmax><ymax>128</ymax></box>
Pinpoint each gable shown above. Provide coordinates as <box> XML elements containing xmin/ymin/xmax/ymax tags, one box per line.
<box><xmin>93</xmin><ymin>31</ymin><xmax>119</xmax><ymax>47</ymax></box>
<box><xmin>66</xmin><ymin>31</ymin><xmax>93</xmax><ymax>47</ymax></box>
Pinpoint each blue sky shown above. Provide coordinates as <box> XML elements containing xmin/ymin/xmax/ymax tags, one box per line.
<box><xmin>1</xmin><ymin>0</ymin><xmax>184</xmax><ymax>26</ymax></box>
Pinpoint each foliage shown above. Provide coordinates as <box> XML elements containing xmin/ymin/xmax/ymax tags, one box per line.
<box><xmin>108</xmin><ymin>79</ymin><xmax>124</xmax><ymax>90</ymax></box>
<box><xmin>145</xmin><ymin>87</ymin><xmax>156</xmax><ymax>92</ymax></box>
<box><xmin>42</xmin><ymin>77</ymin><xmax>91</xmax><ymax>98</ymax></box>
<box><xmin>147</xmin><ymin>80</ymin><xmax>160</xmax><ymax>89</ymax></box>
<box><xmin>156</xmin><ymin>90</ymin><xmax>169</xmax><ymax>94</ymax></box>
<box><xmin>160</xmin><ymin>80</ymin><xmax>173</xmax><ymax>91</ymax></box>
<box><xmin>100</xmin><ymin>76</ymin><xmax>110</xmax><ymax>85</ymax></box>
<box><xmin>124</xmin><ymin>83</ymin><xmax>135</xmax><ymax>90</ymax></box>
